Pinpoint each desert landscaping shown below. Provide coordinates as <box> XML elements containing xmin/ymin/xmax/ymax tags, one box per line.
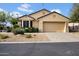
<box><xmin>0</xmin><ymin>32</ymin><xmax>79</xmax><ymax>42</ymax></box>
<box><xmin>0</xmin><ymin>32</ymin><xmax>48</xmax><ymax>42</ymax></box>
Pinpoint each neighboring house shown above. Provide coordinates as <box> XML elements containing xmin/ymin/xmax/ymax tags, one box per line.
<box><xmin>69</xmin><ymin>23</ymin><xmax>79</xmax><ymax>31</ymax></box>
<box><xmin>18</xmin><ymin>9</ymin><xmax>69</xmax><ymax>32</ymax></box>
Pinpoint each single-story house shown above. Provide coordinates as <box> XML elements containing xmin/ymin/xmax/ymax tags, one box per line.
<box><xmin>18</xmin><ymin>9</ymin><xmax>69</xmax><ymax>32</ymax></box>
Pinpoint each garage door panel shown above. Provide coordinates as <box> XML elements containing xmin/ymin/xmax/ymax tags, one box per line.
<box><xmin>43</xmin><ymin>22</ymin><xmax>65</xmax><ymax>32</ymax></box>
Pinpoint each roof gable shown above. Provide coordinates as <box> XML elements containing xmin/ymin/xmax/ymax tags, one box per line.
<box><xmin>18</xmin><ymin>15</ymin><xmax>35</xmax><ymax>19</ymax></box>
<box><xmin>37</xmin><ymin>11</ymin><xmax>70</xmax><ymax>21</ymax></box>
<box><xmin>18</xmin><ymin>15</ymin><xmax>35</xmax><ymax>21</ymax></box>
<box><xmin>18</xmin><ymin>9</ymin><xmax>50</xmax><ymax>20</ymax></box>
<box><xmin>29</xmin><ymin>9</ymin><xmax>50</xmax><ymax>16</ymax></box>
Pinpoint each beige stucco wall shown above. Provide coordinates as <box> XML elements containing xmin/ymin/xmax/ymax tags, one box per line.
<box><xmin>32</xmin><ymin>20</ymin><xmax>39</xmax><ymax>28</ymax></box>
<box><xmin>64</xmin><ymin>22</ymin><xmax>69</xmax><ymax>32</ymax></box>
<box><xmin>38</xmin><ymin>13</ymin><xmax>69</xmax><ymax>32</ymax></box>
<box><xmin>30</xmin><ymin>10</ymin><xmax>50</xmax><ymax>19</ymax></box>
<box><xmin>30</xmin><ymin>10</ymin><xmax>50</xmax><ymax>28</ymax></box>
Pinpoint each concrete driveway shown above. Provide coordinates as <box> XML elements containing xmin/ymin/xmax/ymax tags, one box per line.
<box><xmin>46</xmin><ymin>32</ymin><xmax>79</xmax><ymax>42</ymax></box>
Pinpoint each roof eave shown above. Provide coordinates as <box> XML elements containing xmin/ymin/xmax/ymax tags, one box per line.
<box><xmin>37</xmin><ymin>11</ymin><xmax>70</xmax><ymax>21</ymax></box>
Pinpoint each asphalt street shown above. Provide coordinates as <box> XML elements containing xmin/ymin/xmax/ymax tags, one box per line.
<box><xmin>0</xmin><ymin>42</ymin><xmax>79</xmax><ymax>56</ymax></box>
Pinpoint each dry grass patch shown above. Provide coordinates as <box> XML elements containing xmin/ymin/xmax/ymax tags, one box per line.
<box><xmin>26</xmin><ymin>34</ymin><xmax>32</xmax><ymax>38</ymax></box>
<box><xmin>0</xmin><ymin>33</ymin><xmax>48</xmax><ymax>42</ymax></box>
<box><xmin>0</xmin><ymin>34</ymin><xmax>9</xmax><ymax>42</ymax></box>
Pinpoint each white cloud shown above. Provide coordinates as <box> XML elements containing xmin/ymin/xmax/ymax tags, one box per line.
<box><xmin>0</xmin><ymin>8</ymin><xmax>4</xmax><ymax>11</ymax></box>
<box><xmin>51</xmin><ymin>9</ymin><xmax>61</xmax><ymax>13</ymax></box>
<box><xmin>0</xmin><ymin>8</ymin><xmax>10</xmax><ymax>17</ymax></box>
<box><xmin>18</xmin><ymin>3</ymin><xmax>33</xmax><ymax>13</ymax></box>
<box><xmin>18</xmin><ymin>7</ymin><xmax>33</xmax><ymax>12</ymax></box>
<box><xmin>0</xmin><ymin>8</ymin><xmax>7</xmax><ymax>13</ymax></box>
<box><xmin>10</xmin><ymin>11</ymin><xmax>22</xmax><ymax>18</ymax></box>
<box><xmin>21</xmin><ymin>4</ymin><xmax>31</xmax><ymax>9</ymax></box>
<box><xmin>0</xmin><ymin>8</ymin><xmax>22</xmax><ymax>18</ymax></box>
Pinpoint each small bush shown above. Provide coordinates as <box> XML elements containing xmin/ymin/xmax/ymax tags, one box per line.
<box><xmin>0</xmin><ymin>34</ymin><xmax>9</xmax><ymax>39</ymax></box>
<box><xmin>24</xmin><ymin>27</ymin><xmax>39</xmax><ymax>33</ymax></box>
<box><xmin>0</xmin><ymin>25</ymin><xmax>4</xmax><ymax>30</ymax></box>
<box><xmin>13</xmin><ymin>28</ymin><xmax>24</xmax><ymax>35</ymax></box>
<box><xmin>24</xmin><ymin>27</ymin><xmax>30</xmax><ymax>32</ymax></box>
<box><xmin>32</xmin><ymin>27</ymin><xmax>39</xmax><ymax>32</ymax></box>
<box><xmin>26</xmin><ymin>34</ymin><xmax>32</xmax><ymax>38</ymax></box>
<box><xmin>6</xmin><ymin>26</ymin><xmax>12</xmax><ymax>32</ymax></box>
<box><xmin>13</xmin><ymin>24</ymin><xmax>19</xmax><ymax>29</ymax></box>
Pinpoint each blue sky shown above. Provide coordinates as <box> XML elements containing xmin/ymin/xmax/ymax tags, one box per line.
<box><xmin>0</xmin><ymin>3</ymin><xmax>73</xmax><ymax>17</ymax></box>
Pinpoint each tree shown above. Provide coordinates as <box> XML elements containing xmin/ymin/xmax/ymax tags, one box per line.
<box><xmin>10</xmin><ymin>18</ymin><xmax>18</xmax><ymax>25</ymax></box>
<box><xmin>10</xmin><ymin>18</ymin><xmax>19</xmax><ymax>28</ymax></box>
<box><xmin>70</xmin><ymin>3</ymin><xmax>79</xmax><ymax>31</ymax></box>
<box><xmin>0</xmin><ymin>12</ymin><xmax>7</xmax><ymax>24</ymax></box>
<box><xmin>0</xmin><ymin>12</ymin><xmax>6</xmax><ymax>22</ymax></box>
<box><xmin>6</xmin><ymin>12</ymin><xmax>19</xmax><ymax>28</ymax></box>
<box><xmin>0</xmin><ymin>11</ymin><xmax>8</xmax><ymax>30</ymax></box>
<box><xmin>0</xmin><ymin>11</ymin><xmax>19</xmax><ymax>31</ymax></box>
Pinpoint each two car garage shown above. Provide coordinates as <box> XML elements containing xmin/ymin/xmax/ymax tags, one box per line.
<box><xmin>43</xmin><ymin>22</ymin><xmax>65</xmax><ymax>32</ymax></box>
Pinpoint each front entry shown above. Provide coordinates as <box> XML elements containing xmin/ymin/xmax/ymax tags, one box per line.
<box><xmin>23</xmin><ymin>21</ymin><xmax>32</xmax><ymax>27</ymax></box>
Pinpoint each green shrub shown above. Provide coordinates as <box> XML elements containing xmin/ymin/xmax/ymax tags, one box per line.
<box><xmin>0</xmin><ymin>34</ymin><xmax>9</xmax><ymax>39</ymax></box>
<box><xmin>32</xmin><ymin>27</ymin><xmax>39</xmax><ymax>32</ymax></box>
<box><xmin>13</xmin><ymin>28</ymin><xmax>24</xmax><ymax>35</ymax></box>
<box><xmin>28</xmin><ymin>27</ymin><xmax>32</xmax><ymax>32</ymax></box>
<box><xmin>26</xmin><ymin>34</ymin><xmax>32</xmax><ymax>38</ymax></box>
<box><xmin>24</xmin><ymin>27</ymin><xmax>30</xmax><ymax>32</ymax></box>
<box><xmin>0</xmin><ymin>25</ymin><xmax>4</xmax><ymax>30</ymax></box>
<box><xmin>24</xmin><ymin>27</ymin><xmax>39</xmax><ymax>33</ymax></box>
<box><xmin>13</xmin><ymin>24</ymin><xmax>19</xmax><ymax>29</ymax></box>
<box><xmin>6</xmin><ymin>26</ymin><xmax>12</xmax><ymax>32</ymax></box>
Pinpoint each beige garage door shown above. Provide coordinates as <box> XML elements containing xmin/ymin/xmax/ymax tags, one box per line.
<box><xmin>43</xmin><ymin>22</ymin><xmax>65</xmax><ymax>32</ymax></box>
